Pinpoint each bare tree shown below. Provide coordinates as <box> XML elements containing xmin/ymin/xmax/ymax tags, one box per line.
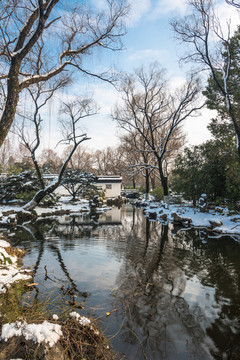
<box><xmin>118</xmin><ymin>131</ymin><xmax>157</xmax><ymax>197</ymax></box>
<box><xmin>39</xmin><ymin>148</ymin><xmax>62</xmax><ymax>174</ymax></box>
<box><xmin>0</xmin><ymin>135</ymin><xmax>16</xmax><ymax>172</ymax></box>
<box><xmin>13</xmin><ymin>81</ymin><xmax>64</xmax><ymax>187</ymax></box>
<box><xmin>63</xmin><ymin>145</ymin><xmax>95</xmax><ymax>172</ymax></box>
<box><xmin>0</xmin><ymin>0</ymin><xmax>128</xmax><ymax>147</ymax></box>
<box><xmin>171</xmin><ymin>0</ymin><xmax>240</xmax><ymax>159</ymax></box>
<box><xmin>226</xmin><ymin>0</ymin><xmax>240</xmax><ymax>8</ymax></box>
<box><xmin>19</xmin><ymin>96</ymin><xmax>98</xmax><ymax>210</ymax></box>
<box><xmin>112</xmin><ymin>64</ymin><xmax>202</xmax><ymax>196</ymax></box>
<box><xmin>93</xmin><ymin>147</ymin><xmax>121</xmax><ymax>175</ymax></box>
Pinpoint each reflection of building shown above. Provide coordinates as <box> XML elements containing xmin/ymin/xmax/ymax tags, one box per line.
<box><xmin>95</xmin><ymin>176</ymin><xmax>122</xmax><ymax>198</ymax></box>
<box><xmin>98</xmin><ymin>207</ymin><xmax>122</xmax><ymax>223</ymax></box>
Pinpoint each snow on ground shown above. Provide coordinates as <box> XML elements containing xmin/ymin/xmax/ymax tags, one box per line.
<box><xmin>0</xmin><ymin>197</ymin><xmax>111</xmax><ymax>221</ymax></box>
<box><xmin>35</xmin><ymin>197</ymin><xmax>90</xmax><ymax>216</ymax></box>
<box><xmin>0</xmin><ymin>197</ymin><xmax>90</xmax><ymax>220</ymax></box>
<box><xmin>69</xmin><ymin>312</ymin><xmax>99</xmax><ymax>335</ymax></box>
<box><xmin>0</xmin><ymin>240</ymin><xmax>32</xmax><ymax>293</ymax></box>
<box><xmin>0</xmin><ymin>321</ymin><xmax>63</xmax><ymax>347</ymax></box>
<box><xmin>143</xmin><ymin>202</ymin><xmax>240</xmax><ymax>237</ymax></box>
<box><xmin>0</xmin><ymin>313</ymin><xmax>94</xmax><ymax>348</ymax></box>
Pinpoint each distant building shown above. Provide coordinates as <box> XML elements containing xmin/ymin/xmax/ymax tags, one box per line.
<box><xmin>95</xmin><ymin>175</ymin><xmax>122</xmax><ymax>198</ymax></box>
<box><xmin>43</xmin><ymin>174</ymin><xmax>122</xmax><ymax>199</ymax></box>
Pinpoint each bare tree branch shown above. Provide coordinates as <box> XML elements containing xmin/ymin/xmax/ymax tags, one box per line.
<box><xmin>0</xmin><ymin>0</ymin><xmax>128</xmax><ymax>147</ymax></box>
<box><xmin>171</xmin><ymin>0</ymin><xmax>240</xmax><ymax>159</ymax></box>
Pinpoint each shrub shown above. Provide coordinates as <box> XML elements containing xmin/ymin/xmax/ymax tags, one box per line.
<box><xmin>150</xmin><ymin>187</ymin><xmax>164</xmax><ymax>201</ymax></box>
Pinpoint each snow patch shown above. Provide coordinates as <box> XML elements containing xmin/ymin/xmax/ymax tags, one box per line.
<box><xmin>0</xmin><ymin>240</ymin><xmax>11</xmax><ymax>248</ymax></box>
<box><xmin>142</xmin><ymin>202</ymin><xmax>240</xmax><ymax>237</ymax></box>
<box><xmin>69</xmin><ymin>312</ymin><xmax>91</xmax><ymax>326</ymax></box>
<box><xmin>0</xmin><ymin>321</ymin><xmax>62</xmax><ymax>347</ymax></box>
<box><xmin>0</xmin><ymin>240</ymin><xmax>31</xmax><ymax>293</ymax></box>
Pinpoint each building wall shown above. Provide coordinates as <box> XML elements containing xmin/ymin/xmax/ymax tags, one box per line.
<box><xmin>97</xmin><ymin>181</ymin><xmax>121</xmax><ymax>198</ymax></box>
<box><xmin>54</xmin><ymin>185</ymin><xmax>69</xmax><ymax>196</ymax></box>
<box><xmin>44</xmin><ymin>174</ymin><xmax>122</xmax><ymax>199</ymax></box>
<box><xmin>54</xmin><ymin>180</ymin><xmax>122</xmax><ymax>198</ymax></box>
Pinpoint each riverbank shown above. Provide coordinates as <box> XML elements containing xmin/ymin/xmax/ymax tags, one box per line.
<box><xmin>134</xmin><ymin>200</ymin><xmax>240</xmax><ymax>239</ymax></box>
<box><xmin>0</xmin><ymin>197</ymin><xmax>111</xmax><ymax>226</ymax></box>
<box><xmin>0</xmin><ymin>236</ymin><xmax>114</xmax><ymax>359</ymax></box>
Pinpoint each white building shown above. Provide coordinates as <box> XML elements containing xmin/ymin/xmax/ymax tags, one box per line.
<box><xmin>95</xmin><ymin>176</ymin><xmax>122</xmax><ymax>198</ymax></box>
<box><xmin>43</xmin><ymin>174</ymin><xmax>122</xmax><ymax>198</ymax></box>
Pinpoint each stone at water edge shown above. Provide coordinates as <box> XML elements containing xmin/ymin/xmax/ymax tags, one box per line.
<box><xmin>209</xmin><ymin>220</ymin><xmax>223</xmax><ymax>229</ymax></box>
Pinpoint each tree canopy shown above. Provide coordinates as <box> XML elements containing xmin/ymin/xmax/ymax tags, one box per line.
<box><xmin>171</xmin><ymin>117</ymin><xmax>240</xmax><ymax>203</ymax></box>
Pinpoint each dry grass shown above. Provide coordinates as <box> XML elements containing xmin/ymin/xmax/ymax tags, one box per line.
<box><xmin>60</xmin><ymin>318</ymin><xmax>115</xmax><ymax>360</ymax></box>
<box><xmin>0</xmin><ymin>283</ymin><xmax>116</xmax><ymax>359</ymax></box>
<box><xmin>0</xmin><ymin>237</ymin><xmax>117</xmax><ymax>359</ymax></box>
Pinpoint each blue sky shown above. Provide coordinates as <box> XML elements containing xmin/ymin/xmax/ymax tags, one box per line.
<box><xmin>42</xmin><ymin>0</ymin><xmax>240</xmax><ymax>153</ymax></box>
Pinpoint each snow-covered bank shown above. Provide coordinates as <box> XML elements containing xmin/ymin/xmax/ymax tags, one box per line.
<box><xmin>0</xmin><ymin>197</ymin><xmax>112</xmax><ymax>227</ymax></box>
<box><xmin>0</xmin><ymin>239</ymin><xmax>32</xmax><ymax>293</ymax></box>
<box><xmin>0</xmin><ymin>320</ymin><xmax>63</xmax><ymax>347</ymax></box>
<box><xmin>140</xmin><ymin>201</ymin><xmax>240</xmax><ymax>238</ymax></box>
<box><xmin>0</xmin><ymin>231</ymin><xmax>113</xmax><ymax>359</ymax></box>
<box><xmin>0</xmin><ymin>312</ymin><xmax>110</xmax><ymax>360</ymax></box>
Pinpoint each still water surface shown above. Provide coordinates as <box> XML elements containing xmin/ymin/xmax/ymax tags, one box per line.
<box><xmin>9</xmin><ymin>205</ymin><xmax>240</xmax><ymax>359</ymax></box>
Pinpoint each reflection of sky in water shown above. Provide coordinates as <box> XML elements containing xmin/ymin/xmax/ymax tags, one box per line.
<box><xmin>183</xmin><ymin>275</ymin><xmax>220</xmax><ymax>328</ymax></box>
<box><xmin>61</xmin><ymin>240</ymin><xmax>122</xmax><ymax>289</ymax></box>
<box><xmin>17</xmin><ymin>206</ymin><xmax>240</xmax><ymax>360</ymax></box>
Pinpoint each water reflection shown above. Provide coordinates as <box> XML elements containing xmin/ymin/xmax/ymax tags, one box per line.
<box><xmin>4</xmin><ymin>205</ymin><xmax>240</xmax><ymax>360</ymax></box>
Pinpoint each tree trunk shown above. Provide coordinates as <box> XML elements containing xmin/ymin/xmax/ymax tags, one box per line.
<box><xmin>32</xmin><ymin>153</ymin><xmax>45</xmax><ymax>189</ymax></box>
<box><xmin>192</xmin><ymin>190</ymin><xmax>196</xmax><ymax>206</ymax></box>
<box><xmin>23</xmin><ymin>180</ymin><xmax>60</xmax><ymax>211</ymax></box>
<box><xmin>132</xmin><ymin>176</ymin><xmax>136</xmax><ymax>189</ymax></box>
<box><xmin>150</xmin><ymin>175</ymin><xmax>156</xmax><ymax>190</ymax></box>
<box><xmin>145</xmin><ymin>168</ymin><xmax>150</xmax><ymax>200</ymax></box>
<box><xmin>0</xmin><ymin>59</ymin><xmax>21</xmax><ymax>147</ymax></box>
<box><xmin>228</xmin><ymin>108</ymin><xmax>240</xmax><ymax>161</ymax></box>
<box><xmin>157</xmin><ymin>158</ymin><xmax>169</xmax><ymax>196</ymax></box>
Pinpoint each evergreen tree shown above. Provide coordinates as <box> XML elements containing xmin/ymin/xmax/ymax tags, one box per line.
<box><xmin>203</xmin><ymin>26</ymin><xmax>240</xmax><ymax>154</ymax></box>
<box><xmin>172</xmin><ymin>118</ymin><xmax>240</xmax><ymax>203</ymax></box>
<box><xmin>171</xmin><ymin>146</ymin><xmax>204</xmax><ymax>205</ymax></box>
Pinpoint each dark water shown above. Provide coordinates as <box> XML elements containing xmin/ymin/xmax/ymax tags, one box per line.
<box><xmin>7</xmin><ymin>205</ymin><xmax>240</xmax><ymax>359</ymax></box>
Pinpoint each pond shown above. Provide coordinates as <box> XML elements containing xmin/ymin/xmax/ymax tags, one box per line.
<box><xmin>7</xmin><ymin>205</ymin><xmax>240</xmax><ymax>359</ymax></box>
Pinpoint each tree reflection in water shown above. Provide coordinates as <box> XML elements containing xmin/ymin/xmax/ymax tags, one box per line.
<box><xmin>5</xmin><ymin>205</ymin><xmax>240</xmax><ymax>360</ymax></box>
<box><xmin>112</xmin><ymin>213</ymin><xmax>212</xmax><ymax>360</ymax></box>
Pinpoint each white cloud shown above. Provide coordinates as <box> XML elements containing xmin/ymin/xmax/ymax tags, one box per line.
<box><xmin>151</xmin><ymin>0</ymin><xmax>188</xmax><ymax>18</ymax></box>
<box><xmin>168</xmin><ymin>75</ymin><xmax>186</xmax><ymax>90</ymax></box>
<box><xmin>185</xmin><ymin>108</ymin><xmax>216</xmax><ymax>146</ymax></box>
<box><xmin>215</xmin><ymin>1</ymin><xmax>240</xmax><ymax>37</ymax></box>
<box><xmin>89</xmin><ymin>0</ymin><xmax>109</xmax><ymax>12</ymax></box>
<box><xmin>127</xmin><ymin>49</ymin><xmax>168</xmax><ymax>63</ymax></box>
<box><xmin>126</xmin><ymin>0</ymin><xmax>151</xmax><ymax>26</ymax></box>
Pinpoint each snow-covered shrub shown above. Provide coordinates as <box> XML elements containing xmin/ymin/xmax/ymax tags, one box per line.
<box><xmin>0</xmin><ymin>170</ymin><xmax>40</xmax><ymax>203</ymax></box>
<box><xmin>61</xmin><ymin>170</ymin><xmax>99</xmax><ymax>201</ymax></box>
